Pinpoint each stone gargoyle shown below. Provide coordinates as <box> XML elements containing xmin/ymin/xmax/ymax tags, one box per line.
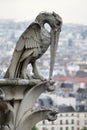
<box><xmin>4</xmin><ymin>12</ymin><xmax>62</xmax><ymax>80</ymax></box>
<box><xmin>0</xmin><ymin>12</ymin><xmax>62</xmax><ymax>130</ymax></box>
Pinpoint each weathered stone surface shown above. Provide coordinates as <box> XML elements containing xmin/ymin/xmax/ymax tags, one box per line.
<box><xmin>0</xmin><ymin>79</ymin><xmax>57</xmax><ymax>130</ymax></box>
<box><xmin>0</xmin><ymin>79</ymin><xmax>41</xmax><ymax>86</ymax></box>
<box><xmin>4</xmin><ymin>12</ymin><xmax>62</xmax><ymax>80</ymax></box>
<box><xmin>15</xmin><ymin>80</ymin><xmax>55</xmax><ymax>127</ymax></box>
<box><xmin>0</xmin><ymin>79</ymin><xmax>55</xmax><ymax>101</ymax></box>
<box><xmin>15</xmin><ymin>108</ymin><xmax>58</xmax><ymax>130</ymax></box>
<box><xmin>0</xmin><ymin>11</ymin><xmax>62</xmax><ymax>130</ymax></box>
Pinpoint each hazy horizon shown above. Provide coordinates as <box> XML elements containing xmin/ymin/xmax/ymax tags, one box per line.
<box><xmin>0</xmin><ymin>0</ymin><xmax>87</xmax><ymax>25</ymax></box>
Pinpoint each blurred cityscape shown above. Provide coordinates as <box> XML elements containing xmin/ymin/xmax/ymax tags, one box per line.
<box><xmin>0</xmin><ymin>19</ymin><xmax>87</xmax><ymax>130</ymax></box>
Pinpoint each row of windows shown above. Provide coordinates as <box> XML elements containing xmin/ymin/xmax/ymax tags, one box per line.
<box><xmin>77</xmin><ymin>93</ymin><xmax>87</xmax><ymax>99</ymax></box>
<box><xmin>43</xmin><ymin>120</ymin><xmax>87</xmax><ymax>125</ymax></box>
<box><xmin>77</xmin><ymin>120</ymin><xmax>87</xmax><ymax>125</ymax></box>
<box><xmin>42</xmin><ymin>127</ymin><xmax>83</xmax><ymax>130</ymax></box>
<box><xmin>58</xmin><ymin>114</ymin><xmax>74</xmax><ymax>117</ymax></box>
<box><xmin>60</xmin><ymin>127</ymin><xmax>74</xmax><ymax>130</ymax></box>
<box><xmin>42</xmin><ymin>126</ymin><xmax>75</xmax><ymax>130</ymax></box>
<box><xmin>60</xmin><ymin>120</ymin><xmax>74</xmax><ymax>125</ymax></box>
<box><xmin>43</xmin><ymin>120</ymin><xmax>74</xmax><ymax>125</ymax></box>
<box><xmin>58</xmin><ymin>113</ymin><xmax>87</xmax><ymax>117</ymax></box>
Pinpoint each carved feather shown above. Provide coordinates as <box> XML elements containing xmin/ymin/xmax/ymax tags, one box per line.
<box><xmin>20</xmin><ymin>50</ymin><xmax>33</xmax><ymax>62</ymax></box>
<box><xmin>4</xmin><ymin>22</ymin><xmax>42</xmax><ymax>78</ymax></box>
<box><xmin>16</xmin><ymin>22</ymin><xmax>41</xmax><ymax>51</ymax></box>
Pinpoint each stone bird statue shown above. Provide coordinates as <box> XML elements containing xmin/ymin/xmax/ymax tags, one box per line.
<box><xmin>4</xmin><ymin>12</ymin><xmax>62</xmax><ymax>80</ymax></box>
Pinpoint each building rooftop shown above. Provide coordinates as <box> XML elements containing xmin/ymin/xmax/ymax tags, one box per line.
<box><xmin>76</xmin><ymin>105</ymin><xmax>87</xmax><ymax>112</ymax></box>
<box><xmin>76</xmin><ymin>70</ymin><xmax>87</xmax><ymax>77</ymax></box>
<box><xmin>60</xmin><ymin>82</ymin><xmax>73</xmax><ymax>89</ymax></box>
<box><xmin>58</xmin><ymin>105</ymin><xmax>75</xmax><ymax>113</ymax></box>
<box><xmin>77</xmin><ymin>88</ymin><xmax>87</xmax><ymax>94</ymax></box>
<box><xmin>54</xmin><ymin>75</ymin><xmax>87</xmax><ymax>83</ymax></box>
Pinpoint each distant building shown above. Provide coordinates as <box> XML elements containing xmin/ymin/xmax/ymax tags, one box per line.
<box><xmin>67</xmin><ymin>64</ymin><xmax>80</xmax><ymax>76</ymax></box>
<box><xmin>76</xmin><ymin>70</ymin><xmax>87</xmax><ymax>77</ymax></box>
<box><xmin>60</xmin><ymin>82</ymin><xmax>74</xmax><ymax>96</ymax></box>
<box><xmin>38</xmin><ymin>93</ymin><xmax>76</xmax><ymax>109</ymax></box>
<box><xmin>36</xmin><ymin>105</ymin><xmax>87</xmax><ymax>130</ymax></box>
<box><xmin>76</xmin><ymin>88</ymin><xmax>87</xmax><ymax>105</ymax></box>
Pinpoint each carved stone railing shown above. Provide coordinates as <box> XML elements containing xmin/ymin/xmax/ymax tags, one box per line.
<box><xmin>0</xmin><ymin>79</ymin><xmax>58</xmax><ymax>130</ymax></box>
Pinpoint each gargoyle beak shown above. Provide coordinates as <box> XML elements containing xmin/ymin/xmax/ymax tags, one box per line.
<box><xmin>49</xmin><ymin>29</ymin><xmax>61</xmax><ymax>79</ymax></box>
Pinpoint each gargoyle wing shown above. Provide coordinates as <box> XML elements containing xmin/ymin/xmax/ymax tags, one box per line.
<box><xmin>4</xmin><ymin>22</ymin><xmax>41</xmax><ymax>78</ymax></box>
<box><xmin>16</xmin><ymin>22</ymin><xmax>42</xmax><ymax>62</ymax></box>
<box><xmin>16</xmin><ymin>22</ymin><xmax>41</xmax><ymax>51</ymax></box>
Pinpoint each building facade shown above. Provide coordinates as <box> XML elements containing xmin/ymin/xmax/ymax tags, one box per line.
<box><xmin>36</xmin><ymin>106</ymin><xmax>87</xmax><ymax>130</ymax></box>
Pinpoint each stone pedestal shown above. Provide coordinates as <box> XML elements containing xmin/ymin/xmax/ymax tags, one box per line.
<box><xmin>0</xmin><ymin>79</ymin><xmax>58</xmax><ymax>130</ymax></box>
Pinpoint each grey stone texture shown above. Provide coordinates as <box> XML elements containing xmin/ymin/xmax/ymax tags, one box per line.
<box><xmin>0</xmin><ymin>12</ymin><xmax>62</xmax><ymax>130</ymax></box>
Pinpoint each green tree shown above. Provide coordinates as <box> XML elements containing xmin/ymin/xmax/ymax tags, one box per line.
<box><xmin>32</xmin><ymin>126</ymin><xmax>38</xmax><ymax>130</ymax></box>
<box><xmin>81</xmin><ymin>127</ymin><xmax>87</xmax><ymax>130</ymax></box>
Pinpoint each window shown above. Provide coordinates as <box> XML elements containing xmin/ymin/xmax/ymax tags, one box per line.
<box><xmin>85</xmin><ymin>114</ymin><xmax>87</xmax><ymax>117</ymax></box>
<box><xmin>60</xmin><ymin>120</ymin><xmax>63</xmax><ymax>125</ymax></box>
<box><xmin>66</xmin><ymin>114</ymin><xmax>68</xmax><ymax>116</ymax></box>
<box><xmin>60</xmin><ymin>114</ymin><xmax>63</xmax><ymax>116</ymax></box>
<box><xmin>71</xmin><ymin>127</ymin><xmax>74</xmax><ymax>130</ymax></box>
<box><xmin>43</xmin><ymin>120</ymin><xmax>45</xmax><ymax>125</ymax></box>
<box><xmin>77</xmin><ymin>114</ymin><xmax>79</xmax><ymax>118</ymax></box>
<box><xmin>77</xmin><ymin>120</ymin><xmax>79</xmax><ymax>125</ymax></box>
<box><xmin>71</xmin><ymin>114</ymin><xmax>74</xmax><ymax>116</ymax></box>
<box><xmin>51</xmin><ymin>127</ymin><xmax>55</xmax><ymax>130</ymax></box>
<box><xmin>43</xmin><ymin>127</ymin><xmax>46</xmax><ymax>130</ymax></box>
<box><xmin>52</xmin><ymin>121</ymin><xmax>54</xmax><ymax>125</ymax></box>
<box><xmin>71</xmin><ymin>119</ymin><xmax>74</xmax><ymax>124</ymax></box>
<box><xmin>66</xmin><ymin>120</ymin><xmax>69</xmax><ymax>124</ymax></box>
<box><xmin>84</xmin><ymin>120</ymin><xmax>87</xmax><ymax>125</ymax></box>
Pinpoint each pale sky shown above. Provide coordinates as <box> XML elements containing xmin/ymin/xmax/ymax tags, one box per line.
<box><xmin>0</xmin><ymin>0</ymin><xmax>87</xmax><ymax>25</ymax></box>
